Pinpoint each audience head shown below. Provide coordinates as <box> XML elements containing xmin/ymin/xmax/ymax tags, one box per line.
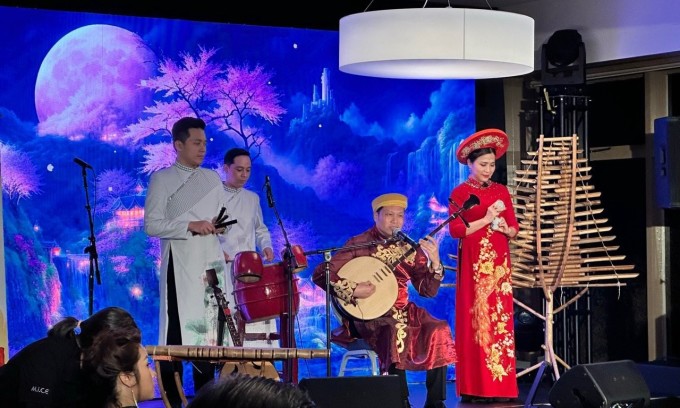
<box><xmin>48</xmin><ymin>306</ymin><xmax>140</xmax><ymax>348</ymax></box>
<box><xmin>187</xmin><ymin>373</ymin><xmax>316</xmax><ymax>408</ymax></box>
<box><xmin>82</xmin><ymin>333</ymin><xmax>154</xmax><ymax>408</ymax></box>
<box><xmin>48</xmin><ymin>307</ymin><xmax>152</xmax><ymax>408</ymax></box>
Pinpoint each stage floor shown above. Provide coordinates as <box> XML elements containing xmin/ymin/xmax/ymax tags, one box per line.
<box><xmin>139</xmin><ymin>380</ymin><xmax>540</xmax><ymax>408</ymax></box>
<box><xmin>139</xmin><ymin>375</ymin><xmax>679</xmax><ymax>408</ymax></box>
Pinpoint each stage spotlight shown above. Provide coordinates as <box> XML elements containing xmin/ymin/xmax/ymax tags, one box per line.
<box><xmin>541</xmin><ymin>29</ymin><xmax>586</xmax><ymax>92</ymax></box>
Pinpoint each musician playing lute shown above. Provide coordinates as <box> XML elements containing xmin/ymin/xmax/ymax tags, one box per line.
<box><xmin>311</xmin><ymin>193</ymin><xmax>457</xmax><ymax>408</ymax></box>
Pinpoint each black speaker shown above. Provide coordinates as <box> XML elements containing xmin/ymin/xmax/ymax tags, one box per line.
<box><xmin>549</xmin><ymin>360</ymin><xmax>650</xmax><ymax>408</ymax></box>
<box><xmin>654</xmin><ymin>116</ymin><xmax>680</xmax><ymax>209</ymax></box>
<box><xmin>299</xmin><ymin>375</ymin><xmax>405</xmax><ymax>408</ymax></box>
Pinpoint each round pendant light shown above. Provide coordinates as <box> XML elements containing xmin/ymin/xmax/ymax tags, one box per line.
<box><xmin>339</xmin><ymin>8</ymin><xmax>535</xmax><ymax>80</ymax></box>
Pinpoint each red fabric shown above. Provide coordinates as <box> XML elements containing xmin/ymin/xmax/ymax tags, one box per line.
<box><xmin>312</xmin><ymin>226</ymin><xmax>457</xmax><ymax>373</ymax></box>
<box><xmin>449</xmin><ymin>180</ymin><xmax>519</xmax><ymax>398</ymax></box>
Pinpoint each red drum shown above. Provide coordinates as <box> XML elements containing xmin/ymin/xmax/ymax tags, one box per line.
<box><xmin>232</xmin><ymin>251</ymin><xmax>263</xmax><ymax>283</ymax></box>
<box><xmin>281</xmin><ymin>244</ymin><xmax>308</xmax><ymax>273</ymax></box>
<box><xmin>233</xmin><ymin>262</ymin><xmax>300</xmax><ymax>323</ymax></box>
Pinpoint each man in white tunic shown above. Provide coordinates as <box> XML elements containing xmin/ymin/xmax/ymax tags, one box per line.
<box><xmin>144</xmin><ymin>117</ymin><xmax>227</xmax><ymax>406</ymax></box>
<box><xmin>219</xmin><ymin>148</ymin><xmax>278</xmax><ymax>349</ymax></box>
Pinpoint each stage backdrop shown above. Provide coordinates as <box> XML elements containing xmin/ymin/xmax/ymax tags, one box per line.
<box><xmin>0</xmin><ymin>6</ymin><xmax>475</xmax><ymax>384</ymax></box>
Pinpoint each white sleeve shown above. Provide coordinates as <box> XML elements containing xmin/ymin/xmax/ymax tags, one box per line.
<box><xmin>144</xmin><ymin>171</ymin><xmax>190</xmax><ymax>239</ymax></box>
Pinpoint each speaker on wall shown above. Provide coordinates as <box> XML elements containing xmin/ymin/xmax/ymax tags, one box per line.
<box><xmin>549</xmin><ymin>360</ymin><xmax>650</xmax><ymax>408</ymax></box>
<box><xmin>298</xmin><ymin>375</ymin><xmax>405</xmax><ymax>408</ymax></box>
<box><xmin>654</xmin><ymin>116</ymin><xmax>680</xmax><ymax>209</ymax></box>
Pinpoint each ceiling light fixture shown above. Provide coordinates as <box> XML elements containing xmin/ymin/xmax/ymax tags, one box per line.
<box><xmin>339</xmin><ymin>7</ymin><xmax>535</xmax><ymax>80</ymax></box>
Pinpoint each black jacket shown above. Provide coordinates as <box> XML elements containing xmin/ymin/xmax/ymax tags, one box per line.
<box><xmin>0</xmin><ymin>335</ymin><xmax>85</xmax><ymax>408</ymax></box>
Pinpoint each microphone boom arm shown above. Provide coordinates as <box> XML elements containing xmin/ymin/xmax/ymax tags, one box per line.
<box><xmin>396</xmin><ymin>194</ymin><xmax>479</xmax><ymax>259</ymax></box>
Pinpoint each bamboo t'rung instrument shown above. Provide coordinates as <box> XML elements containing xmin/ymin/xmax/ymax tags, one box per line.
<box><xmin>146</xmin><ymin>345</ymin><xmax>329</xmax><ymax>362</ymax></box>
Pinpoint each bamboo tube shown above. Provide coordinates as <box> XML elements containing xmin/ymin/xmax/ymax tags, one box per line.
<box><xmin>520</xmin><ymin>159</ymin><xmax>588</xmax><ymax>167</ymax></box>
<box><xmin>557</xmin><ymin>272</ymin><xmax>639</xmax><ymax>282</ymax></box>
<box><xmin>516</xmin><ymin>167</ymin><xmax>592</xmax><ymax>176</ymax></box>
<box><xmin>554</xmin><ymin>208</ymin><xmax>604</xmax><ymax>219</ymax></box>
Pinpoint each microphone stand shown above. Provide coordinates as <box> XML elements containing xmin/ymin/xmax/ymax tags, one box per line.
<box><xmin>303</xmin><ymin>237</ymin><xmax>398</xmax><ymax>377</ymax></box>
<box><xmin>78</xmin><ymin>165</ymin><xmax>100</xmax><ymax>316</ymax></box>
<box><xmin>264</xmin><ymin>177</ymin><xmax>297</xmax><ymax>383</ymax></box>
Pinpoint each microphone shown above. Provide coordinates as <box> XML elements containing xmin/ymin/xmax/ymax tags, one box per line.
<box><xmin>393</xmin><ymin>229</ymin><xmax>419</xmax><ymax>249</ymax></box>
<box><xmin>264</xmin><ymin>176</ymin><xmax>274</xmax><ymax>208</ymax></box>
<box><xmin>73</xmin><ymin>157</ymin><xmax>93</xmax><ymax>170</ymax></box>
<box><xmin>449</xmin><ymin>194</ymin><xmax>480</xmax><ymax>228</ymax></box>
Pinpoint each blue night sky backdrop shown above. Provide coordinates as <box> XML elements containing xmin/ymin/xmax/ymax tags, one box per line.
<box><xmin>0</xmin><ymin>6</ymin><xmax>475</xmax><ymax>383</ymax></box>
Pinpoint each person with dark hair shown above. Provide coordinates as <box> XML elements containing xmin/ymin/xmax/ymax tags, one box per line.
<box><xmin>144</xmin><ymin>116</ymin><xmax>229</xmax><ymax>405</ymax></box>
<box><xmin>186</xmin><ymin>373</ymin><xmax>316</xmax><ymax>408</ymax></box>
<box><xmin>0</xmin><ymin>306</ymin><xmax>153</xmax><ymax>408</ymax></box>
<box><xmin>448</xmin><ymin>129</ymin><xmax>519</xmax><ymax>403</ymax></box>
<box><xmin>81</xmin><ymin>330</ymin><xmax>155</xmax><ymax>408</ymax></box>
<box><xmin>311</xmin><ymin>193</ymin><xmax>456</xmax><ymax>408</ymax></box>
<box><xmin>218</xmin><ymin>147</ymin><xmax>276</xmax><ymax>348</ymax></box>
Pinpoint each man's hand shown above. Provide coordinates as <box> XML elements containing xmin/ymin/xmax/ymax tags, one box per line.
<box><xmin>353</xmin><ymin>281</ymin><xmax>376</xmax><ymax>299</ymax></box>
<box><xmin>418</xmin><ymin>235</ymin><xmax>441</xmax><ymax>266</ymax></box>
<box><xmin>188</xmin><ymin>220</ymin><xmax>216</xmax><ymax>236</ymax></box>
<box><xmin>212</xmin><ymin>215</ymin><xmax>227</xmax><ymax>234</ymax></box>
<box><xmin>263</xmin><ymin>247</ymin><xmax>275</xmax><ymax>262</ymax></box>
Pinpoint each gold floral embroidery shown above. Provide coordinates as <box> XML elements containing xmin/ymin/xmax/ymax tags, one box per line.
<box><xmin>373</xmin><ymin>242</ymin><xmax>415</xmax><ymax>266</ymax></box>
<box><xmin>331</xmin><ymin>279</ymin><xmax>359</xmax><ymax>306</ymax></box>
<box><xmin>470</xmin><ymin>229</ymin><xmax>516</xmax><ymax>382</ymax></box>
<box><xmin>496</xmin><ymin>321</ymin><xmax>507</xmax><ymax>334</ymax></box>
<box><xmin>480</xmin><ymin>261</ymin><xmax>494</xmax><ymax>275</ymax></box>
<box><xmin>392</xmin><ymin>307</ymin><xmax>408</xmax><ymax>353</ymax></box>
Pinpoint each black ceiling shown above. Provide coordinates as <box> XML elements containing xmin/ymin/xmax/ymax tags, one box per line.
<box><xmin>0</xmin><ymin>0</ymin><xmax>521</xmax><ymax>31</ymax></box>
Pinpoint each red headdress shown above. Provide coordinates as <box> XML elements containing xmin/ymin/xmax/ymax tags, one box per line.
<box><xmin>455</xmin><ymin>128</ymin><xmax>509</xmax><ymax>164</ymax></box>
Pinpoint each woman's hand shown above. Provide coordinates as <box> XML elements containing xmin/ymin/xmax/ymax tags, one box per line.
<box><xmin>485</xmin><ymin>205</ymin><xmax>501</xmax><ymax>224</ymax></box>
<box><xmin>495</xmin><ymin>217</ymin><xmax>516</xmax><ymax>238</ymax></box>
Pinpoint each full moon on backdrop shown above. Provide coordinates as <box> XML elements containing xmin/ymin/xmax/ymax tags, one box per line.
<box><xmin>34</xmin><ymin>24</ymin><xmax>157</xmax><ymax>142</ymax></box>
